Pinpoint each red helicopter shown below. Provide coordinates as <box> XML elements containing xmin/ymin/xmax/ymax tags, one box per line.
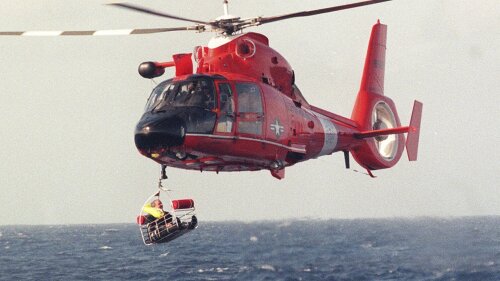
<box><xmin>1</xmin><ymin>0</ymin><xmax>422</xmax><ymax>180</ymax></box>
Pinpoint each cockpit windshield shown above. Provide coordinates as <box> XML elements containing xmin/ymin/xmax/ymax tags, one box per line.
<box><xmin>144</xmin><ymin>78</ymin><xmax>215</xmax><ymax>112</ymax></box>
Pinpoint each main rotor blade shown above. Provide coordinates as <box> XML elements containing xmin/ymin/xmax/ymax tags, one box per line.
<box><xmin>109</xmin><ymin>3</ymin><xmax>213</xmax><ymax>26</ymax></box>
<box><xmin>0</xmin><ymin>26</ymin><xmax>202</xmax><ymax>36</ymax></box>
<box><xmin>257</xmin><ymin>0</ymin><xmax>392</xmax><ymax>25</ymax></box>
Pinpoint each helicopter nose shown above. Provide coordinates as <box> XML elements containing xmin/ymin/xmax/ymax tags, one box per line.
<box><xmin>134</xmin><ymin>117</ymin><xmax>186</xmax><ymax>150</ymax></box>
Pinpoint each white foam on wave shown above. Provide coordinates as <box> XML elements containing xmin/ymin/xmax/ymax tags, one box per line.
<box><xmin>238</xmin><ymin>266</ymin><xmax>250</xmax><ymax>273</ymax></box>
<box><xmin>159</xmin><ymin>252</ymin><xmax>169</xmax><ymax>257</ymax></box>
<box><xmin>216</xmin><ymin>267</ymin><xmax>228</xmax><ymax>273</ymax></box>
<box><xmin>16</xmin><ymin>232</ymin><xmax>27</xmax><ymax>238</ymax></box>
<box><xmin>431</xmin><ymin>271</ymin><xmax>443</xmax><ymax>278</ymax></box>
<box><xmin>361</xmin><ymin>242</ymin><xmax>373</xmax><ymax>249</ymax></box>
<box><xmin>260</xmin><ymin>264</ymin><xmax>276</xmax><ymax>271</ymax></box>
<box><xmin>99</xmin><ymin>246</ymin><xmax>112</xmax><ymax>250</ymax></box>
<box><xmin>249</xmin><ymin>236</ymin><xmax>258</xmax><ymax>242</ymax></box>
<box><xmin>197</xmin><ymin>267</ymin><xmax>229</xmax><ymax>273</ymax></box>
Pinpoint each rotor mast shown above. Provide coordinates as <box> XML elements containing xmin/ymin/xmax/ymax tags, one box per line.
<box><xmin>223</xmin><ymin>0</ymin><xmax>229</xmax><ymax>17</ymax></box>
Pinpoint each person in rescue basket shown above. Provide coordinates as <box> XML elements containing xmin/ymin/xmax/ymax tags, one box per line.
<box><xmin>143</xmin><ymin>199</ymin><xmax>172</xmax><ymax>223</ymax></box>
<box><xmin>143</xmin><ymin>199</ymin><xmax>176</xmax><ymax>240</ymax></box>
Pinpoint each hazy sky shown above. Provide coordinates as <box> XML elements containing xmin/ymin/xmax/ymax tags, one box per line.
<box><xmin>0</xmin><ymin>0</ymin><xmax>498</xmax><ymax>225</ymax></box>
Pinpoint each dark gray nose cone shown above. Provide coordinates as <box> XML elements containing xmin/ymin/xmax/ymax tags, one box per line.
<box><xmin>135</xmin><ymin>117</ymin><xmax>185</xmax><ymax>150</ymax></box>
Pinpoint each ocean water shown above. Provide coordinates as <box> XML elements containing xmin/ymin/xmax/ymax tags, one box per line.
<box><xmin>1</xmin><ymin>217</ymin><xmax>499</xmax><ymax>281</ymax></box>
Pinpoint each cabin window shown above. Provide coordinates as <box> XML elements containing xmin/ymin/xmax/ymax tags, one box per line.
<box><xmin>215</xmin><ymin>83</ymin><xmax>234</xmax><ymax>133</ymax></box>
<box><xmin>236</xmin><ymin>83</ymin><xmax>263</xmax><ymax>135</ymax></box>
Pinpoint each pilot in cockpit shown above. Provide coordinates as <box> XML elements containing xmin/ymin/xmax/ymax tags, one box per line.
<box><xmin>186</xmin><ymin>84</ymin><xmax>213</xmax><ymax>109</ymax></box>
<box><xmin>201</xmin><ymin>86</ymin><xmax>214</xmax><ymax>109</ymax></box>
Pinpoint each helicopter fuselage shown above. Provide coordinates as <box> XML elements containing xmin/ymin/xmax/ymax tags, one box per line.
<box><xmin>134</xmin><ymin>72</ymin><xmax>360</xmax><ymax>178</ymax></box>
<box><xmin>0</xmin><ymin>1</ymin><xmax>416</xmax><ymax>179</ymax></box>
<box><xmin>134</xmin><ymin>24</ymin><xmax>422</xmax><ymax>179</ymax></box>
<box><xmin>134</xmin><ymin>32</ymin><xmax>368</xmax><ymax>179</ymax></box>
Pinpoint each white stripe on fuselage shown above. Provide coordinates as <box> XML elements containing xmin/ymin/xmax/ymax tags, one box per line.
<box><xmin>309</xmin><ymin>111</ymin><xmax>338</xmax><ymax>157</ymax></box>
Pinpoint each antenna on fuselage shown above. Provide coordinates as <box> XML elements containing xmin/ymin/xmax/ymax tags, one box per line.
<box><xmin>223</xmin><ymin>0</ymin><xmax>229</xmax><ymax>17</ymax></box>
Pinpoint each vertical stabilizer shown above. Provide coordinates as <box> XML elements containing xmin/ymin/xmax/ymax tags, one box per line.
<box><xmin>359</xmin><ymin>20</ymin><xmax>386</xmax><ymax>96</ymax></box>
<box><xmin>406</xmin><ymin>100</ymin><xmax>423</xmax><ymax>161</ymax></box>
<box><xmin>352</xmin><ymin>22</ymin><xmax>392</xmax><ymax>131</ymax></box>
<box><xmin>350</xmin><ymin>22</ymin><xmax>405</xmax><ymax>170</ymax></box>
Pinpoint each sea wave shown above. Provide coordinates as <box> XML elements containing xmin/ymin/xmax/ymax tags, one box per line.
<box><xmin>0</xmin><ymin>218</ymin><xmax>499</xmax><ymax>281</ymax></box>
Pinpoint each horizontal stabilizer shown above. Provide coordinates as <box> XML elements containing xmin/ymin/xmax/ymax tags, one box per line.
<box><xmin>354</xmin><ymin>126</ymin><xmax>410</xmax><ymax>139</ymax></box>
<box><xmin>406</xmin><ymin>100</ymin><xmax>423</xmax><ymax>161</ymax></box>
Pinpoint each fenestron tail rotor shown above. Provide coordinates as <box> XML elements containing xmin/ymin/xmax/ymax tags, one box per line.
<box><xmin>0</xmin><ymin>0</ymin><xmax>392</xmax><ymax>36</ymax></box>
<box><xmin>371</xmin><ymin>101</ymin><xmax>398</xmax><ymax>160</ymax></box>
